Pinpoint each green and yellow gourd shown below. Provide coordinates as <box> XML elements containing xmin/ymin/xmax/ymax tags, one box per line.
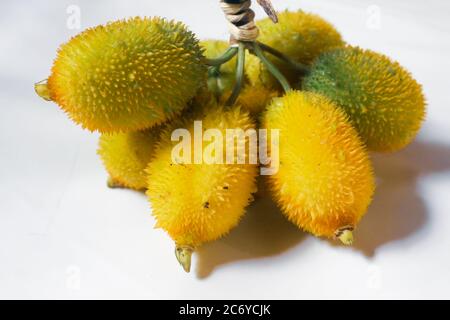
<box><xmin>35</xmin><ymin>17</ymin><xmax>206</xmax><ymax>133</ymax></box>
<box><xmin>304</xmin><ymin>46</ymin><xmax>426</xmax><ymax>152</ymax></box>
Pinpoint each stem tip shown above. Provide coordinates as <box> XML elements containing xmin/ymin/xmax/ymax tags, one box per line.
<box><xmin>338</xmin><ymin>230</ymin><xmax>354</xmax><ymax>245</ymax></box>
<box><xmin>175</xmin><ymin>245</ymin><xmax>194</xmax><ymax>273</ymax></box>
<box><xmin>107</xmin><ymin>177</ymin><xmax>125</xmax><ymax>189</ymax></box>
<box><xmin>34</xmin><ymin>80</ymin><xmax>52</xmax><ymax>101</ymax></box>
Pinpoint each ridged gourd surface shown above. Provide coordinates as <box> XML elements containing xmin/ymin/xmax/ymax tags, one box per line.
<box><xmin>48</xmin><ymin>17</ymin><xmax>206</xmax><ymax>132</ymax></box>
<box><xmin>146</xmin><ymin>105</ymin><xmax>258</xmax><ymax>247</ymax></box>
<box><xmin>263</xmin><ymin>91</ymin><xmax>375</xmax><ymax>237</ymax></box>
<box><xmin>304</xmin><ymin>46</ymin><xmax>426</xmax><ymax>152</ymax></box>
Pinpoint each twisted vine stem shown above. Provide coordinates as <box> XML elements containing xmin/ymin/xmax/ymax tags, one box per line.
<box><xmin>205</xmin><ymin>0</ymin><xmax>311</xmax><ymax>106</ymax></box>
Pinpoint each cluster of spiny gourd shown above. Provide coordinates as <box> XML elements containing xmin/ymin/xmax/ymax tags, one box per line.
<box><xmin>35</xmin><ymin>11</ymin><xmax>425</xmax><ymax>273</ymax></box>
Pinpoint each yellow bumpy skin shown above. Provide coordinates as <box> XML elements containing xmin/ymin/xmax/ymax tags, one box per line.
<box><xmin>304</xmin><ymin>46</ymin><xmax>426</xmax><ymax>152</ymax></box>
<box><xmin>98</xmin><ymin>128</ymin><xmax>161</xmax><ymax>190</ymax></box>
<box><xmin>262</xmin><ymin>91</ymin><xmax>375</xmax><ymax>243</ymax></box>
<box><xmin>41</xmin><ymin>17</ymin><xmax>206</xmax><ymax>133</ymax></box>
<box><xmin>236</xmin><ymin>86</ymin><xmax>279</xmax><ymax>115</ymax></box>
<box><xmin>246</xmin><ymin>10</ymin><xmax>344</xmax><ymax>89</ymax></box>
<box><xmin>146</xmin><ymin>104</ymin><xmax>258</xmax><ymax>272</ymax></box>
<box><xmin>201</xmin><ymin>40</ymin><xmax>237</xmax><ymax>98</ymax></box>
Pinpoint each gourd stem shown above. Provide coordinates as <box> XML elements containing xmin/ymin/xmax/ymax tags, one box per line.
<box><xmin>34</xmin><ymin>79</ymin><xmax>52</xmax><ymax>101</ymax></box>
<box><xmin>175</xmin><ymin>245</ymin><xmax>194</xmax><ymax>273</ymax></box>
<box><xmin>225</xmin><ymin>42</ymin><xmax>246</xmax><ymax>106</ymax></box>
<box><xmin>205</xmin><ymin>46</ymin><xmax>239</xmax><ymax>67</ymax></box>
<box><xmin>335</xmin><ymin>226</ymin><xmax>355</xmax><ymax>245</ymax></box>
<box><xmin>258</xmin><ymin>41</ymin><xmax>310</xmax><ymax>74</ymax></box>
<box><xmin>338</xmin><ymin>230</ymin><xmax>354</xmax><ymax>245</ymax></box>
<box><xmin>252</xmin><ymin>42</ymin><xmax>292</xmax><ymax>93</ymax></box>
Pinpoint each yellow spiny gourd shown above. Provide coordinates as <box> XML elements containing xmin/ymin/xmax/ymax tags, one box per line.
<box><xmin>262</xmin><ymin>91</ymin><xmax>375</xmax><ymax>243</ymax></box>
<box><xmin>246</xmin><ymin>10</ymin><xmax>344</xmax><ymax>89</ymax></box>
<box><xmin>236</xmin><ymin>86</ymin><xmax>279</xmax><ymax>115</ymax></box>
<box><xmin>98</xmin><ymin>127</ymin><xmax>161</xmax><ymax>190</ymax></box>
<box><xmin>303</xmin><ymin>46</ymin><xmax>426</xmax><ymax>152</ymax></box>
<box><xmin>146</xmin><ymin>103</ymin><xmax>258</xmax><ymax>272</ymax></box>
<box><xmin>35</xmin><ymin>17</ymin><xmax>206</xmax><ymax>133</ymax></box>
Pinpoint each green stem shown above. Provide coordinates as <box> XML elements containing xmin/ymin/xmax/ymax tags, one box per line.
<box><xmin>252</xmin><ymin>42</ymin><xmax>292</xmax><ymax>93</ymax></box>
<box><xmin>258</xmin><ymin>42</ymin><xmax>310</xmax><ymax>75</ymax></box>
<box><xmin>207</xmin><ymin>66</ymin><xmax>223</xmax><ymax>100</ymax></box>
<box><xmin>225</xmin><ymin>42</ymin><xmax>246</xmax><ymax>106</ymax></box>
<box><xmin>205</xmin><ymin>46</ymin><xmax>239</xmax><ymax>67</ymax></box>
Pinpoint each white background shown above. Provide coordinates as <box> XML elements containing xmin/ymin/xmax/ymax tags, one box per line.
<box><xmin>1</xmin><ymin>0</ymin><xmax>450</xmax><ymax>299</ymax></box>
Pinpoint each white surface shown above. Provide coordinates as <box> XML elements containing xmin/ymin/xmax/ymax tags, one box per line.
<box><xmin>1</xmin><ymin>0</ymin><xmax>450</xmax><ymax>299</ymax></box>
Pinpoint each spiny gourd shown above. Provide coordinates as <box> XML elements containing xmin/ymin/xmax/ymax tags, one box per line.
<box><xmin>235</xmin><ymin>86</ymin><xmax>279</xmax><ymax>115</ymax></box>
<box><xmin>35</xmin><ymin>17</ymin><xmax>206</xmax><ymax>133</ymax></box>
<box><xmin>201</xmin><ymin>40</ymin><xmax>237</xmax><ymax>97</ymax></box>
<box><xmin>146</xmin><ymin>103</ymin><xmax>258</xmax><ymax>272</ymax></box>
<box><xmin>98</xmin><ymin>127</ymin><xmax>161</xmax><ymax>191</ymax></box>
<box><xmin>303</xmin><ymin>46</ymin><xmax>426</xmax><ymax>152</ymax></box>
<box><xmin>246</xmin><ymin>10</ymin><xmax>344</xmax><ymax>89</ymax></box>
<box><xmin>262</xmin><ymin>91</ymin><xmax>375</xmax><ymax>244</ymax></box>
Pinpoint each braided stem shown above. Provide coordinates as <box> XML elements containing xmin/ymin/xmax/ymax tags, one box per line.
<box><xmin>207</xmin><ymin>0</ymin><xmax>298</xmax><ymax>105</ymax></box>
<box><xmin>220</xmin><ymin>0</ymin><xmax>259</xmax><ymax>43</ymax></box>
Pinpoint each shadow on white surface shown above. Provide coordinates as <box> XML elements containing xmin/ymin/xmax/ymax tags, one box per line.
<box><xmin>196</xmin><ymin>177</ymin><xmax>306</xmax><ymax>279</ymax></box>
<box><xmin>196</xmin><ymin>140</ymin><xmax>450</xmax><ymax>277</ymax></box>
<box><xmin>352</xmin><ymin>140</ymin><xmax>450</xmax><ymax>256</ymax></box>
